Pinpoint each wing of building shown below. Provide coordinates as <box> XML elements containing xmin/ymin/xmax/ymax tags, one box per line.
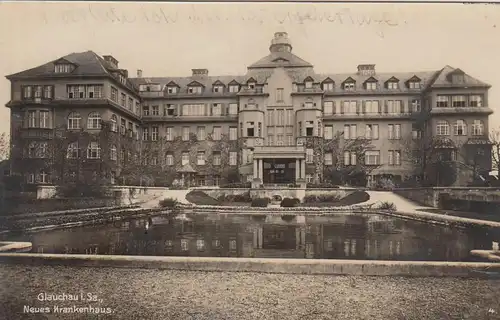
<box><xmin>4</xmin><ymin>31</ymin><xmax>493</xmax><ymax>188</ymax></box>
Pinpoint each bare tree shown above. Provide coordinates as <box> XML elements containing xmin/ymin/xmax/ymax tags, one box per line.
<box><xmin>490</xmin><ymin>127</ymin><xmax>500</xmax><ymax>177</ymax></box>
<box><xmin>0</xmin><ymin>132</ymin><xmax>9</xmax><ymax>161</ymax></box>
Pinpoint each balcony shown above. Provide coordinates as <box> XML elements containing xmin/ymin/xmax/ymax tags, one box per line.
<box><xmin>253</xmin><ymin>145</ymin><xmax>306</xmax><ymax>159</ymax></box>
<box><xmin>430</xmin><ymin>106</ymin><xmax>494</xmax><ymax>115</ymax></box>
<box><xmin>323</xmin><ymin>112</ymin><xmax>415</xmax><ymax>120</ymax></box>
<box><xmin>141</xmin><ymin>114</ymin><xmax>238</xmax><ymax>123</ymax></box>
<box><xmin>19</xmin><ymin>128</ymin><xmax>54</xmax><ymax>139</ymax></box>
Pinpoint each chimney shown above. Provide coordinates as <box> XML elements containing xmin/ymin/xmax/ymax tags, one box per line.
<box><xmin>103</xmin><ymin>55</ymin><xmax>119</xmax><ymax>69</ymax></box>
<box><xmin>192</xmin><ymin>69</ymin><xmax>209</xmax><ymax>77</ymax></box>
<box><xmin>137</xmin><ymin>69</ymin><xmax>143</xmax><ymax>78</ymax></box>
<box><xmin>357</xmin><ymin>64</ymin><xmax>376</xmax><ymax>76</ymax></box>
<box><xmin>120</xmin><ymin>69</ymin><xmax>128</xmax><ymax>78</ymax></box>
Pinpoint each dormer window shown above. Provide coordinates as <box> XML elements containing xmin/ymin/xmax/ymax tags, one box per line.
<box><xmin>344</xmin><ymin>83</ymin><xmax>355</xmax><ymax>90</ymax></box>
<box><xmin>409</xmin><ymin>81</ymin><xmax>421</xmax><ymax>89</ymax></box>
<box><xmin>188</xmin><ymin>86</ymin><xmax>202</xmax><ymax>94</ymax></box>
<box><xmin>322</xmin><ymin>81</ymin><xmax>334</xmax><ymax>91</ymax></box>
<box><xmin>118</xmin><ymin>74</ymin><xmax>127</xmax><ymax>85</ymax></box>
<box><xmin>452</xmin><ymin>74</ymin><xmax>465</xmax><ymax>83</ymax></box>
<box><xmin>248</xmin><ymin>82</ymin><xmax>256</xmax><ymax>89</ymax></box>
<box><xmin>54</xmin><ymin>64</ymin><xmax>72</xmax><ymax>73</ymax></box>
<box><xmin>366</xmin><ymin>82</ymin><xmax>377</xmax><ymax>90</ymax></box>
<box><xmin>305</xmin><ymin>81</ymin><xmax>313</xmax><ymax>89</ymax></box>
<box><xmin>213</xmin><ymin>85</ymin><xmax>224</xmax><ymax>93</ymax></box>
<box><xmin>229</xmin><ymin>85</ymin><xmax>239</xmax><ymax>93</ymax></box>
<box><xmin>387</xmin><ymin>81</ymin><xmax>398</xmax><ymax>89</ymax></box>
<box><xmin>167</xmin><ymin>86</ymin><xmax>177</xmax><ymax>94</ymax></box>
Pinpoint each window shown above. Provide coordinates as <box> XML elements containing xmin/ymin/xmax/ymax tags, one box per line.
<box><xmin>87</xmin><ymin>141</ymin><xmax>101</xmax><ymax>159</ymax></box>
<box><xmin>135</xmin><ymin>102</ymin><xmax>140</xmax><ymax>115</ymax></box>
<box><xmin>305</xmin><ymin>121</ymin><xmax>314</xmax><ymax>136</ymax></box>
<box><xmin>388</xmin><ymin>124</ymin><xmax>401</xmax><ymax>140</ymax></box>
<box><xmin>344</xmin><ymin>82</ymin><xmax>355</xmax><ymax>91</ymax></box>
<box><xmin>166</xmin><ymin>154</ymin><xmax>174</xmax><ymax>166</ymax></box>
<box><xmin>110</xmin><ymin>87</ymin><xmax>118</xmax><ymax>102</ymax></box>
<box><xmin>452</xmin><ymin>95</ymin><xmax>466</xmax><ymax>108</ymax></box>
<box><xmin>365</xmin><ymin>101</ymin><xmax>379</xmax><ymax>114</ymax></box>
<box><xmin>212</xmin><ymin>104</ymin><xmax>222</xmax><ymax>116</ymax></box>
<box><xmin>39</xmin><ymin>111</ymin><xmax>49</xmax><ymax>128</ymax></box>
<box><xmin>110</xmin><ymin>145</ymin><xmax>117</xmax><ymax>160</ymax></box>
<box><xmin>305</xmin><ymin>81</ymin><xmax>313</xmax><ymax>89</ymax></box>
<box><xmin>304</xmin><ymin>102</ymin><xmax>313</xmax><ymax>109</ymax></box>
<box><xmin>213</xmin><ymin>175</ymin><xmax>221</xmax><ymax>186</ymax></box>
<box><xmin>306</xmin><ymin>174</ymin><xmax>313</xmax><ymax>183</ymax></box>
<box><xmin>181</xmin><ymin>152</ymin><xmax>189</xmax><ymax>166</ymax></box>
<box><xmin>246</xmin><ymin>122</ymin><xmax>254</xmax><ymax>137</ymax></box>
<box><xmin>181</xmin><ymin>239</ymin><xmax>188</xmax><ymax>251</ymax></box>
<box><xmin>472</xmin><ymin>120</ymin><xmax>484</xmax><ymax>136</ymax></box>
<box><xmin>344</xmin><ymin>125</ymin><xmax>357</xmax><ymax>140</ymax></box>
<box><xmin>366</xmin><ymin>82</ymin><xmax>377</xmax><ymax>90</ymax></box>
<box><xmin>276</xmin><ymin>88</ymin><xmax>284</xmax><ymax>102</ymax></box>
<box><xmin>324</xmin><ymin>125</ymin><xmax>333</xmax><ymax>139</ymax></box>
<box><xmin>229</xmin><ymin>127</ymin><xmax>237</xmax><ymax>140</ymax></box>
<box><xmin>470</xmin><ymin>95</ymin><xmax>483</xmax><ymax>107</ymax></box>
<box><xmin>188</xmin><ymin>86</ymin><xmax>202</xmax><ymax>94</ymax></box>
<box><xmin>387</xmin><ymin>81</ymin><xmax>398</xmax><ymax>89</ymax></box>
<box><xmin>343</xmin><ymin>101</ymin><xmax>357</xmax><ymax>114</ymax></box>
<box><xmin>306</xmin><ymin>148</ymin><xmax>314</xmax><ymax>163</ymax></box>
<box><xmin>229</xmin><ymin>152</ymin><xmax>237</xmax><ymax>165</ymax></box>
<box><xmin>166</xmin><ymin>127</ymin><xmax>174</xmax><ymax>141</ymax></box>
<box><xmin>110</xmin><ymin>115</ymin><xmax>118</xmax><ymax>132</ymax></box>
<box><xmin>182</xmin><ymin>127</ymin><xmax>190</xmax><ymax>141</ymax></box>
<box><xmin>68</xmin><ymin>85</ymin><xmax>85</xmax><ymax>99</ymax></box>
<box><xmin>143</xmin><ymin>127</ymin><xmax>149</xmax><ymax>141</ymax></box>
<box><xmin>67</xmin><ymin>142</ymin><xmax>80</xmax><ymax>159</ymax></box>
<box><xmin>27</xmin><ymin>110</ymin><xmax>36</xmax><ymax>128</ymax></box>
<box><xmin>436</xmin><ymin>95</ymin><xmax>449</xmax><ymax>108</ymax></box>
<box><xmin>323</xmin><ymin>101</ymin><xmax>333</xmax><ymax>115</ymax></box>
<box><xmin>43</xmin><ymin>86</ymin><xmax>53</xmax><ymax>99</ymax></box>
<box><xmin>182</xmin><ymin>104</ymin><xmax>205</xmax><ymax>116</ymax></box>
<box><xmin>412</xmin><ymin>129</ymin><xmax>422</xmax><ymax>139</ymax></box>
<box><xmin>322</xmin><ymin>82</ymin><xmax>334</xmax><ymax>91</ymax></box>
<box><xmin>276</xmin><ymin>109</ymin><xmax>285</xmax><ymax>125</ymax></box>
<box><xmin>87</xmin><ymin>112</ymin><xmax>101</xmax><ymax>129</ymax></box>
<box><xmin>128</xmin><ymin>98</ymin><xmax>133</xmax><ymax>110</ymax></box>
<box><xmin>167</xmin><ymin>86</ymin><xmax>177</xmax><ymax>94</ymax></box>
<box><xmin>151</xmin><ymin>126</ymin><xmax>159</xmax><ymax>141</ymax></box>
<box><xmin>344</xmin><ymin>151</ymin><xmax>356</xmax><ymax>166</ymax></box>
<box><xmin>388</xmin><ymin>150</ymin><xmax>401</xmax><ymax>165</ymax></box>
<box><xmin>436</xmin><ymin>120</ymin><xmax>450</xmax><ymax>136</ymax></box>
<box><xmin>365</xmin><ymin>151</ymin><xmax>381</xmax><ymax>165</ymax></box>
<box><xmin>411</xmin><ymin>99</ymin><xmax>421</xmax><ymax>113</ymax></box>
<box><xmin>152</xmin><ymin>105</ymin><xmax>159</xmax><ymax>116</ymax></box>
<box><xmin>197</xmin><ymin>151</ymin><xmax>206</xmax><ymax>165</ymax></box>
<box><xmin>120</xmin><ymin>119</ymin><xmax>126</xmax><ymax>135</ymax></box>
<box><xmin>38</xmin><ymin>142</ymin><xmax>48</xmax><ymax>158</ymax></box>
<box><xmin>196</xmin><ymin>239</ymin><xmax>205</xmax><ymax>251</ymax></box>
<box><xmin>213</xmin><ymin>152</ymin><xmax>221</xmax><ymax>166</ymax></box>
<box><xmin>229</xmin><ymin>85</ymin><xmax>239</xmax><ymax>93</ymax></box>
<box><xmin>212</xmin><ymin>126</ymin><xmax>222</xmax><ymax>140</ymax></box>
<box><xmin>454</xmin><ymin>120</ymin><xmax>467</xmax><ymax>136</ymax></box>
<box><xmin>55</xmin><ymin>64</ymin><xmax>72</xmax><ymax>73</ymax></box>
<box><xmin>228</xmin><ymin>103</ymin><xmax>238</xmax><ymax>115</ymax></box>
<box><xmin>67</xmin><ymin>112</ymin><xmax>81</xmax><ymax>129</ymax></box>
<box><xmin>142</xmin><ymin>106</ymin><xmax>150</xmax><ymax>116</ymax></box>
<box><xmin>387</xmin><ymin>100</ymin><xmax>402</xmax><ymax>114</ymax></box>
<box><xmin>324</xmin><ymin>153</ymin><xmax>333</xmax><ymax>165</ymax></box>
<box><xmin>23</xmin><ymin>86</ymin><xmax>32</xmax><ymax>99</ymax></box>
<box><xmin>365</xmin><ymin>124</ymin><xmax>379</xmax><ymax>139</ymax></box>
<box><xmin>213</xmin><ymin>85</ymin><xmax>224</xmax><ymax>93</ymax></box>
<box><xmin>197</xmin><ymin>126</ymin><xmax>206</xmax><ymax>141</ymax></box>
<box><xmin>39</xmin><ymin>170</ymin><xmax>49</xmax><ymax>184</ymax></box>
<box><xmin>409</xmin><ymin>81</ymin><xmax>421</xmax><ymax>89</ymax></box>
<box><xmin>33</xmin><ymin>85</ymin><xmax>42</xmax><ymax>98</ymax></box>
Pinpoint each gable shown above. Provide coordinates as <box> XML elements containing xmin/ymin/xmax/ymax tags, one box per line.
<box><xmin>304</xmin><ymin>76</ymin><xmax>314</xmax><ymax>82</ymax></box>
<box><xmin>364</xmin><ymin>76</ymin><xmax>378</xmax><ymax>83</ymax></box>
<box><xmin>343</xmin><ymin>76</ymin><xmax>356</xmax><ymax>83</ymax></box>
<box><xmin>321</xmin><ymin>77</ymin><xmax>335</xmax><ymax>84</ymax></box>
<box><xmin>272</xmin><ymin>57</ymin><xmax>289</xmax><ymax>63</ymax></box>
<box><xmin>166</xmin><ymin>81</ymin><xmax>180</xmax><ymax>87</ymax></box>
<box><xmin>187</xmin><ymin>80</ymin><xmax>204</xmax><ymax>87</ymax></box>
<box><xmin>385</xmin><ymin>76</ymin><xmax>399</xmax><ymax>83</ymax></box>
<box><xmin>246</xmin><ymin>77</ymin><xmax>256</xmax><ymax>83</ymax></box>
<box><xmin>406</xmin><ymin>75</ymin><xmax>421</xmax><ymax>83</ymax></box>
<box><xmin>212</xmin><ymin>80</ymin><xmax>225</xmax><ymax>86</ymax></box>
<box><xmin>228</xmin><ymin>80</ymin><xmax>240</xmax><ymax>86</ymax></box>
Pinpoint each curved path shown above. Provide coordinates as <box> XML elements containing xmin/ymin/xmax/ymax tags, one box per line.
<box><xmin>362</xmin><ymin>191</ymin><xmax>432</xmax><ymax>214</ymax></box>
<box><xmin>139</xmin><ymin>189</ymin><xmax>190</xmax><ymax>209</ymax></box>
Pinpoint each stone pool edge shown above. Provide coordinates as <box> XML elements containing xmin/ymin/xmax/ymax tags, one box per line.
<box><xmin>0</xmin><ymin>253</ymin><xmax>499</xmax><ymax>278</ymax></box>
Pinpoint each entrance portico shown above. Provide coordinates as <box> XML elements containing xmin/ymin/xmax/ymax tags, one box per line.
<box><xmin>252</xmin><ymin>146</ymin><xmax>306</xmax><ymax>186</ymax></box>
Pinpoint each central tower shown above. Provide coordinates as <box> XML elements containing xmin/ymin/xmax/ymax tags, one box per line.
<box><xmin>269</xmin><ymin>32</ymin><xmax>293</xmax><ymax>53</ymax></box>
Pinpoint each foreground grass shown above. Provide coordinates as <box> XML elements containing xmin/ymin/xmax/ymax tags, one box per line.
<box><xmin>0</xmin><ymin>265</ymin><xmax>499</xmax><ymax>320</ymax></box>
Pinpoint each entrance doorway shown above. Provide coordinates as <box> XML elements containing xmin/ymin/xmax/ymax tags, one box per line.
<box><xmin>263</xmin><ymin>159</ymin><xmax>295</xmax><ymax>184</ymax></box>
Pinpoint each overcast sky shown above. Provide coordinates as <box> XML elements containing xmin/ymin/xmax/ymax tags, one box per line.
<box><xmin>1</xmin><ymin>2</ymin><xmax>500</xmax><ymax>135</ymax></box>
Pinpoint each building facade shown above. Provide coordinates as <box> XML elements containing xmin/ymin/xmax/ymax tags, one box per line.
<box><xmin>5</xmin><ymin>32</ymin><xmax>493</xmax><ymax>188</ymax></box>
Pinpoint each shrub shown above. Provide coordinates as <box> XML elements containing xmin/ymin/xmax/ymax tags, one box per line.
<box><xmin>280</xmin><ymin>197</ymin><xmax>300</xmax><ymax>207</ymax></box>
<box><xmin>220</xmin><ymin>182</ymin><xmax>251</xmax><ymax>188</ymax></box>
<box><xmin>377</xmin><ymin>201</ymin><xmax>397</xmax><ymax>211</ymax></box>
<box><xmin>251</xmin><ymin>197</ymin><xmax>270</xmax><ymax>207</ymax></box>
<box><xmin>159</xmin><ymin>198</ymin><xmax>179</xmax><ymax>208</ymax></box>
<box><xmin>374</xmin><ymin>178</ymin><xmax>395</xmax><ymax>191</ymax></box>
<box><xmin>303</xmin><ymin>194</ymin><xmax>342</xmax><ymax>203</ymax></box>
<box><xmin>217</xmin><ymin>192</ymin><xmax>252</xmax><ymax>203</ymax></box>
<box><xmin>281</xmin><ymin>215</ymin><xmax>295</xmax><ymax>221</ymax></box>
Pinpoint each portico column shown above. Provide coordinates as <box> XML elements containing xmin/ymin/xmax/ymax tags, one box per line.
<box><xmin>253</xmin><ymin>159</ymin><xmax>258</xmax><ymax>179</ymax></box>
<box><xmin>258</xmin><ymin>159</ymin><xmax>263</xmax><ymax>182</ymax></box>
<box><xmin>301</xmin><ymin>159</ymin><xmax>306</xmax><ymax>179</ymax></box>
<box><xmin>295</xmin><ymin>159</ymin><xmax>300</xmax><ymax>182</ymax></box>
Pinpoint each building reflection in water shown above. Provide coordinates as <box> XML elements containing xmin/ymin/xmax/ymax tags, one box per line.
<box><xmin>13</xmin><ymin>213</ymin><xmax>500</xmax><ymax>262</ymax></box>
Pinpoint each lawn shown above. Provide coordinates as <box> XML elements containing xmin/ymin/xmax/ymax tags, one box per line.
<box><xmin>299</xmin><ymin>191</ymin><xmax>370</xmax><ymax>207</ymax></box>
<box><xmin>185</xmin><ymin>190</ymin><xmax>251</xmax><ymax>207</ymax></box>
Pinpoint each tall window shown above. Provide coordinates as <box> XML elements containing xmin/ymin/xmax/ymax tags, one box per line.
<box><xmin>388</xmin><ymin>150</ymin><xmax>401</xmax><ymax>166</ymax></box>
<box><xmin>38</xmin><ymin>111</ymin><xmax>49</xmax><ymax>128</ymax></box>
<box><xmin>388</xmin><ymin>124</ymin><xmax>401</xmax><ymax>140</ymax></box>
<box><xmin>454</xmin><ymin>120</ymin><xmax>467</xmax><ymax>136</ymax></box>
<box><xmin>228</xmin><ymin>103</ymin><xmax>238</xmax><ymax>115</ymax></box>
<box><xmin>343</xmin><ymin>101</ymin><xmax>357</xmax><ymax>114</ymax></box>
<box><xmin>166</xmin><ymin>154</ymin><xmax>174</xmax><ymax>166</ymax></box>
<box><xmin>472</xmin><ymin>120</ymin><xmax>484</xmax><ymax>135</ymax></box>
<box><xmin>151</xmin><ymin>126</ymin><xmax>159</xmax><ymax>141</ymax></box>
<box><xmin>166</xmin><ymin>127</ymin><xmax>174</xmax><ymax>141</ymax></box>
<box><xmin>411</xmin><ymin>99</ymin><xmax>421</xmax><ymax>113</ymax></box>
<box><xmin>212</xmin><ymin>126</ymin><xmax>222</xmax><ymax>140</ymax></box>
<box><xmin>387</xmin><ymin>100</ymin><xmax>402</xmax><ymax>114</ymax></box>
<box><xmin>229</xmin><ymin>152</ymin><xmax>237</xmax><ymax>165</ymax></box>
<box><xmin>344</xmin><ymin>125</ymin><xmax>357</xmax><ymax>140</ymax></box>
<box><xmin>306</xmin><ymin>148</ymin><xmax>314</xmax><ymax>163</ymax></box>
<box><xmin>27</xmin><ymin>111</ymin><xmax>36</xmax><ymax>128</ymax></box>
<box><xmin>182</xmin><ymin>127</ymin><xmax>190</xmax><ymax>141</ymax></box>
<box><xmin>142</xmin><ymin>106</ymin><xmax>150</xmax><ymax>116</ymax></box>
<box><xmin>213</xmin><ymin>152</ymin><xmax>221</xmax><ymax>166</ymax></box>
<box><xmin>111</xmin><ymin>87</ymin><xmax>118</xmax><ymax>102</ymax></box>
<box><xmin>197</xmin><ymin>126</ymin><xmax>206</xmax><ymax>141</ymax></box>
<box><xmin>67</xmin><ymin>112</ymin><xmax>81</xmax><ymax>129</ymax></box>
<box><xmin>87</xmin><ymin>112</ymin><xmax>101</xmax><ymax>129</ymax></box>
<box><xmin>128</xmin><ymin>97</ymin><xmax>133</xmax><ymax>110</ymax></box>
<box><xmin>324</xmin><ymin>125</ymin><xmax>333</xmax><ymax>140</ymax></box>
<box><xmin>87</xmin><ymin>142</ymin><xmax>101</xmax><ymax>159</ymax></box>
<box><xmin>181</xmin><ymin>152</ymin><xmax>189</xmax><ymax>166</ymax></box>
<box><xmin>212</xmin><ymin>104</ymin><xmax>222</xmax><ymax>116</ymax></box>
<box><xmin>120</xmin><ymin>93</ymin><xmax>126</xmax><ymax>107</ymax></box>
<box><xmin>110</xmin><ymin>145</ymin><xmax>117</xmax><ymax>160</ymax></box>
<box><xmin>323</xmin><ymin>101</ymin><xmax>333</xmax><ymax>115</ymax></box>
<box><xmin>110</xmin><ymin>115</ymin><xmax>118</xmax><ymax>132</ymax></box>
<box><xmin>197</xmin><ymin>151</ymin><xmax>206</xmax><ymax>165</ymax></box>
<box><xmin>67</xmin><ymin>142</ymin><xmax>79</xmax><ymax>159</ymax></box>
<box><xmin>324</xmin><ymin>153</ymin><xmax>333</xmax><ymax>165</ymax></box>
<box><xmin>344</xmin><ymin>151</ymin><xmax>356</xmax><ymax>166</ymax></box>
<box><xmin>143</xmin><ymin>127</ymin><xmax>149</xmax><ymax>141</ymax></box>
<box><xmin>229</xmin><ymin>127</ymin><xmax>237</xmax><ymax>140</ymax></box>
<box><xmin>365</xmin><ymin>124</ymin><xmax>379</xmax><ymax>139</ymax></box>
<box><xmin>365</xmin><ymin>101</ymin><xmax>379</xmax><ymax>114</ymax></box>
<box><xmin>246</xmin><ymin>122</ymin><xmax>254</xmax><ymax>137</ymax></box>
<box><xmin>43</xmin><ymin>86</ymin><xmax>52</xmax><ymax>99</ymax></box>
<box><xmin>436</xmin><ymin>121</ymin><xmax>450</xmax><ymax>136</ymax></box>
<box><xmin>276</xmin><ymin>88</ymin><xmax>284</xmax><ymax>102</ymax></box>
<box><xmin>152</xmin><ymin>105</ymin><xmax>159</xmax><ymax>116</ymax></box>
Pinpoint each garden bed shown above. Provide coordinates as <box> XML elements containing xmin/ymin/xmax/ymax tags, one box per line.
<box><xmin>186</xmin><ymin>190</ymin><xmax>251</xmax><ymax>207</ymax></box>
<box><xmin>300</xmin><ymin>191</ymin><xmax>370</xmax><ymax>207</ymax></box>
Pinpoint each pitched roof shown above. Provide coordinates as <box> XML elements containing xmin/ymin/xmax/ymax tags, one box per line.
<box><xmin>248</xmin><ymin>51</ymin><xmax>313</xmax><ymax>69</ymax></box>
<box><xmin>430</xmin><ymin>65</ymin><xmax>490</xmax><ymax>88</ymax></box>
<box><xmin>177</xmin><ymin>164</ymin><xmax>197</xmax><ymax>173</ymax></box>
<box><xmin>130</xmin><ymin>75</ymin><xmax>247</xmax><ymax>90</ymax></box>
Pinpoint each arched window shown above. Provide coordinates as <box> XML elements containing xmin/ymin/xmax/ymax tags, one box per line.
<box><xmin>453</xmin><ymin>120</ymin><xmax>467</xmax><ymax>136</ymax></box>
<box><xmin>110</xmin><ymin>144</ymin><xmax>117</xmax><ymax>161</ymax></box>
<box><xmin>110</xmin><ymin>114</ymin><xmax>118</xmax><ymax>132</ymax></box>
<box><xmin>472</xmin><ymin>120</ymin><xmax>484</xmax><ymax>136</ymax></box>
<box><xmin>67</xmin><ymin>142</ymin><xmax>79</xmax><ymax>159</ymax></box>
<box><xmin>436</xmin><ymin>120</ymin><xmax>449</xmax><ymax>136</ymax></box>
<box><xmin>87</xmin><ymin>112</ymin><xmax>101</xmax><ymax>129</ymax></box>
<box><xmin>67</xmin><ymin>112</ymin><xmax>81</xmax><ymax>129</ymax></box>
<box><xmin>87</xmin><ymin>141</ymin><xmax>101</xmax><ymax>159</ymax></box>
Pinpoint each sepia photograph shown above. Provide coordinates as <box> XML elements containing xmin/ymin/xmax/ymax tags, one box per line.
<box><xmin>0</xmin><ymin>1</ymin><xmax>500</xmax><ymax>319</ymax></box>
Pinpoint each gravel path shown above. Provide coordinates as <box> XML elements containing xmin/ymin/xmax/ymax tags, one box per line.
<box><xmin>1</xmin><ymin>265</ymin><xmax>500</xmax><ymax>319</ymax></box>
